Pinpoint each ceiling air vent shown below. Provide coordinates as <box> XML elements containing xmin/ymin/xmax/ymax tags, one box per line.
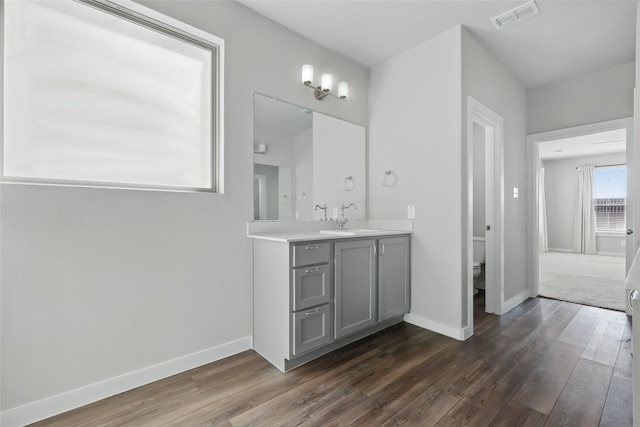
<box><xmin>491</xmin><ymin>0</ymin><xmax>540</xmax><ymax>30</ymax></box>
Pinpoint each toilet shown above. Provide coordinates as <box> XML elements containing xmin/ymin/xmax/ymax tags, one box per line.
<box><xmin>473</xmin><ymin>261</ymin><xmax>482</xmax><ymax>282</ymax></box>
<box><xmin>473</xmin><ymin>236</ymin><xmax>486</xmax><ymax>291</ymax></box>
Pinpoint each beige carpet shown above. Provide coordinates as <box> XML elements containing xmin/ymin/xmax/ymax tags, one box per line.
<box><xmin>539</xmin><ymin>252</ymin><xmax>626</xmax><ymax>312</ymax></box>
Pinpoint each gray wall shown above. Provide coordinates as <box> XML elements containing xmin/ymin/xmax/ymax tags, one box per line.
<box><xmin>462</xmin><ymin>28</ymin><xmax>528</xmax><ymax>307</ymax></box>
<box><xmin>0</xmin><ymin>0</ymin><xmax>369</xmax><ymax>416</ymax></box>
<box><xmin>294</xmin><ymin>128</ymin><xmax>313</xmax><ymax>219</ymax></box>
<box><xmin>368</xmin><ymin>25</ymin><xmax>527</xmax><ymax>336</ymax></box>
<box><xmin>254</xmin><ymin>128</ymin><xmax>296</xmax><ymax>168</ymax></box>
<box><xmin>543</xmin><ymin>152</ymin><xmax>626</xmax><ymax>254</ymax></box>
<box><xmin>368</xmin><ymin>27</ymin><xmax>464</xmax><ymax>334</ymax></box>
<box><xmin>528</xmin><ymin>62</ymin><xmax>635</xmax><ymax>134</ymax></box>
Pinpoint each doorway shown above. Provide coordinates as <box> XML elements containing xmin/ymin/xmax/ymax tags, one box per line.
<box><xmin>466</xmin><ymin>97</ymin><xmax>505</xmax><ymax>337</ymax></box>
<box><xmin>528</xmin><ymin>118</ymin><xmax>635</xmax><ymax>313</ymax></box>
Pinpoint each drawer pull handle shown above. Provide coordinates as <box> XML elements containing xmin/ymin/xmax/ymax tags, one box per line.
<box><xmin>304</xmin><ymin>267</ymin><xmax>321</xmax><ymax>273</ymax></box>
<box><xmin>305</xmin><ymin>308</ymin><xmax>322</xmax><ymax>316</ymax></box>
<box><xmin>305</xmin><ymin>245</ymin><xmax>321</xmax><ymax>250</ymax></box>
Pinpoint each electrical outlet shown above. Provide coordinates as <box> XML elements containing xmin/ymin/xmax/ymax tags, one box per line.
<box><xmin>512</xmin><ymin>187</ymin><xmax>519</xmax><ymax>199</ymax></box>
<box><xmin>407</xmin><ymin>205</ymin><xmax>416</xmax><ymax>219</ymax></box>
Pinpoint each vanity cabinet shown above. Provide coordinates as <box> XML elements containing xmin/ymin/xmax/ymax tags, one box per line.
<box><xmin>291</xmin><ymin>242</ymin><xmax>331</xmax><ymax>355</ymax></box>
<box><xmin>334</xmin><ymin>239</ymin><xmax>377</xmax><ymax>339</ymax></box>
<box><xmin>378</xmin><ymin>236</ymin><xmax>411</xmax><ymax>321</ymax></box>
<box><xmin>251</xmin><ymin>232</ymin><xmax>410</xmax><ymax>372</ymax></box>
<box><xmin>334</xmin><ymin>236</ymin><xmax>410</xmax><ymax>336</ymax></box>
<box><xmin>292</xmin><ymin>243</ymin><xmax>331</xmax><ymax>311</ymax></box>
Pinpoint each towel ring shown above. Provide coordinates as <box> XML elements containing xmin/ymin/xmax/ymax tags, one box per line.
<box><xmin>343</xmin><ymin>176</ymin><xmax>355</xmax><ymax>191</ymax></box>
<box><xmin>381</xmin><ymin>170</ymin><xmax>397</xmax><ymax>187</ymax></box>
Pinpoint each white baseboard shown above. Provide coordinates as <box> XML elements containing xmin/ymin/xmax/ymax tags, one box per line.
<box><xmin>548</xmin><ymin>247</ymin><xmax>572</xmax><ymax>253</ymax></box>
<box><xmin>597</xmin><ymin>251</ymin><xmax>625</xmax><ymax>257</ymax></box>
<box><xmin>404</xmin><ymin>312</ymin><xmax>467</xmax><ymax>341</ymax></box>
<box><xmin>502</xmin><ymin>290</ymin><xmax>530</xmax><ymax>314</ymax></box>
<box><xmin>461</xmin><ymin>324</ymin><xmax>473</xmax><ymax>340</ymax></box>
<box><xmin>547</xmin><ymin>248</ymin><xmax>624</xmax><ymax>257</ymax></box>
<box><xmin>1</xmin><ymin>336</ymin><xmax>252</xmax><ymax>427</ymax></box>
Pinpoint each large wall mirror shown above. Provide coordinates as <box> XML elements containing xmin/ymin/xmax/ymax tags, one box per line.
<box><xmin>253</xmin><ymin>94</ymin><xmax>366</xmax><ymax>221</ymax></box>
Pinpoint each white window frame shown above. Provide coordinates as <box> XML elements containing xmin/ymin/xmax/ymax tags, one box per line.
<box><xmin>593</xmin><ymin>165</ymin><xmax>626</xmax><ymax>234</ymax></box>
<box><xmin>1</xmin><ymin>0</ymin><xmax>225</xmax><ymax>193</ymax></box>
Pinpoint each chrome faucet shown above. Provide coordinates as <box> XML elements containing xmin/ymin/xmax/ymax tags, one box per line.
<box><xmin>314</xmin><ymin>204</ymin><xmax>328</xmax><ymax>221</ymax></box>
<box><xmin>335</xmin><ymin>203</ymin><xmax>357</xmax><ymax>230</ymax></box>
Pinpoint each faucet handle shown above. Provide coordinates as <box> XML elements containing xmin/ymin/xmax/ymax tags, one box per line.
<box><xmin>314</xmin><ymin>203</ymin><xmax>328</xmax><ymax>221</ymax></box>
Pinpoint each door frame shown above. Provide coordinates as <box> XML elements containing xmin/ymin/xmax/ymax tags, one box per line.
<box><xmin>526</xmin><ymin>117</ymin><xmax>634</xmax><ymax>300</ymax></box>
<box><xmin>466</xmin><ymin>96</ymin><xmax>505</xmax><ymax>335</ymax></box>
<box><xmin>254</xmin><ymin>174</ymin><xmax>267</xmax><ymax>220</ymax></box>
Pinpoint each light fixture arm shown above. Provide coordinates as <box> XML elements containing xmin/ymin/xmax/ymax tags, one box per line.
<box><xmin>304</xmin><ymin>81</ymin><xmax>338</xmax><ymax>101</ymax></box>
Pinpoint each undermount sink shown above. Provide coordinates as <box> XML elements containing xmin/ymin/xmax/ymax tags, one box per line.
<box><xmin>318</xmin><ymin>229</ymin><xmax>380</xmax><ymax>236</ymax></box>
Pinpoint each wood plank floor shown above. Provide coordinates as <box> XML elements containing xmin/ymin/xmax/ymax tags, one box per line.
<box><xmin>31</xmin><ymin>292</ymin><xmax>632</xmax><ymax>426</ymax></box>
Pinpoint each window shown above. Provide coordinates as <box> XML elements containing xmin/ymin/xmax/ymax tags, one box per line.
<box><xmin>593</xmin><ymin>165</ymin><xmax>626</xmax><ymax>232</ymax></box>
<box><xmin>2</xmin><ymin>0</ymin><xmax>224</xmax><ymax>191</ymax></box>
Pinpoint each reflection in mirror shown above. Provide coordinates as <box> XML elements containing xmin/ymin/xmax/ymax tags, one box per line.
<box><xmin>254</xmin><ymin>93</ymin><xmax>366</xmax><ymax>221</ymax></box>
<box><xmin>253</xmin><ymin>164</ymin><xmax>292</xmax><ymax>220</ymax></box>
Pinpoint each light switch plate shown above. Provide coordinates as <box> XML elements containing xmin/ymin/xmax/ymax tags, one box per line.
<box><xmin>512</xmin><ymin>187</ymin><xmax>519</xmax><ymax>199</ymax></box>
<box><xmin>407</xmin><ymin>205</ymin><xmax>416</xmax><ymax>219</ymax></box>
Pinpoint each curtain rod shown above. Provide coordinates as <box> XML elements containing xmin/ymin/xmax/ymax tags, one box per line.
<box><xmin>575</xmin><ymin>163</ymin><xmax>625</xmax><ymax>169</ymax></box>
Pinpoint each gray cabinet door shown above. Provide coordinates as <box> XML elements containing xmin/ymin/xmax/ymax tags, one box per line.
<box><xmin>334</xmin><ymin>239</ymin><xmax>377</xmax><ymax>339</ymax></box>
<box><xmin>378</xmin><ymin>236</ymin><xmax>410</xmax><ymax>321</ymax></box>
<box><xmin>292</xmin><ymin>304</ymin><xmax>331</xmax><ymax>356</ymax></box>
<box><xmin>293</xmin><ymin>264</ymin><xmax>330</xmax><ymax>311</ymax></box>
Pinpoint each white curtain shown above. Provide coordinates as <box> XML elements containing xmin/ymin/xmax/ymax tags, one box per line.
<box><xmin>573</xmin><ymin>165</ymin><xmax>597</xmax><ymax>254</ymax></box>
<box><xmin>538</xmin><ymin>167</ymin><xmax>549</xmax><ymax>253</ymax></box>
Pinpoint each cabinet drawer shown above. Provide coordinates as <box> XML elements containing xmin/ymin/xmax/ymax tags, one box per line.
<box><xmin>292</xmin><ymin>304</ymin><xmax>331</xmax><ymax>356</ymax></box>
<box><xmin>292</xmin><ymin>242</ymin><xmax>330</xmax><ymax>267</ymax></box>
<box><xmin>293</xmin><ymin>264</ymin><xmax>330</xmax><ymax>311</ymax></box>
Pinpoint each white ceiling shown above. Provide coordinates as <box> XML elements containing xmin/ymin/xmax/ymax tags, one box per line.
<box><xmin>538</xmin><ymin>128</ymin><xmax>627</xmax><ymax>160</ymax></box>
<box><xmin>237</xmin><ymin>0</ymin><xmax>637</xmax><ymax>89</ymax></box>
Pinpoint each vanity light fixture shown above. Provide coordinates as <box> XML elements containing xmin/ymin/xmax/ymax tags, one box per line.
<box><xmin>301</xmin><ymin>64</ymin><xmax>348</xmax><ymax>101</ymax></box>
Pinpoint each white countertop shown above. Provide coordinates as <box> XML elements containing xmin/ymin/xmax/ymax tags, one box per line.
<box><xmin>246</xmin><ymin>219</ymin><xmax>413</xmax><ymax>243</ymax></box>
<box><xmin>248</xmin><ymin>229</ymin><xmax>411</xmax><ymax>243</ymax></box>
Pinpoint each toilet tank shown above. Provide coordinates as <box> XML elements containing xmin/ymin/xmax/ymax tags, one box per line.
<box><xmin>473</xmin><ymin>236</ymin><xmax>486</xmax><ymax>263</ymax></box>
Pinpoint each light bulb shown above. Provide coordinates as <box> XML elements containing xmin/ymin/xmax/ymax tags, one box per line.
<box><xmin>338</xmin><ymin>81</ymin><xmax>349</xmax><ymax>99</ymax></box>
<box><xmin>302</xmin><ymin>64</ymin><xmax>313</xmax><ymax>85</ymax></box>
<box><xmin>321</xmin><ymin>74</ymin><xmax>333</xmax><ymax>92</ymax></box>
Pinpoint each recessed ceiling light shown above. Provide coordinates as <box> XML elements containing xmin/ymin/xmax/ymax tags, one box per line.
<box><xmin>491</xmin><ymin>0</ymin><xmax>540</xmax><ymax>31</ymax></box>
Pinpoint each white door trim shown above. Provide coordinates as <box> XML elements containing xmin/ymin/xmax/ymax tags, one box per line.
<box><xmin>526</xmin><ymin>117</ymin><xmax>634</xmax><ymax>302</ymax></box>
<box><xmin>467</xmin><ymin>96</ymin><xmax>505</xmax><ymax>332</ymax></box>
<box><xmin>254</xmin><ymin>174</ymin><xmax>267</xmax><ymax>220</ymax></box>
